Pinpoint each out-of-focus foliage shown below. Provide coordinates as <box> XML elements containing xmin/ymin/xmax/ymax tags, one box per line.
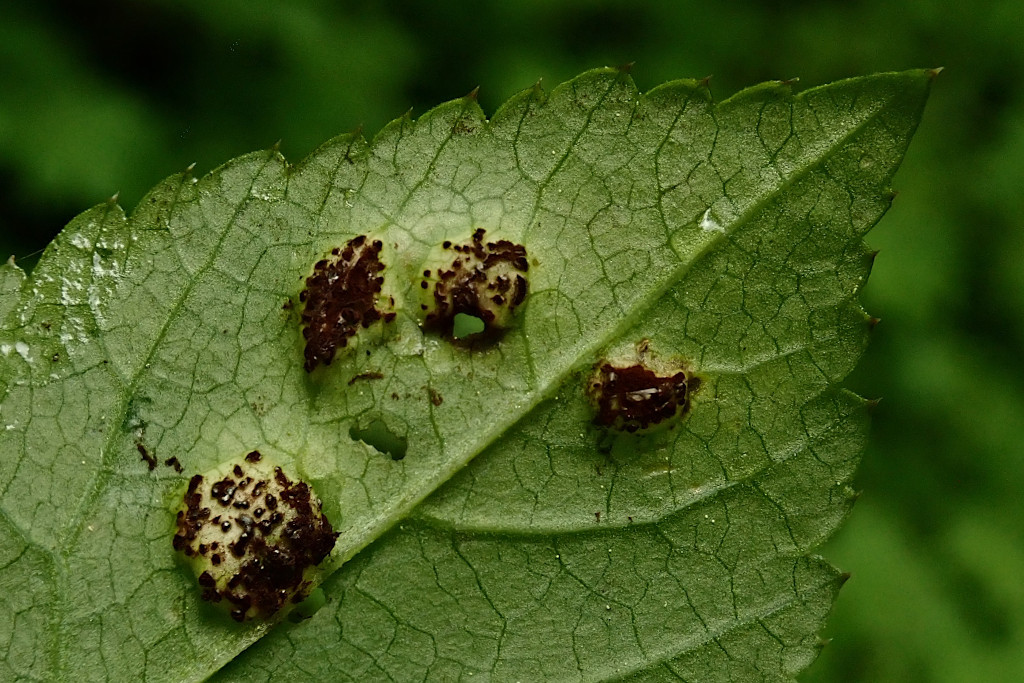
<box><xmin>1</xmin><ymin>1</ymin><xmax>1021</xmax><ymax>680</ymax></box>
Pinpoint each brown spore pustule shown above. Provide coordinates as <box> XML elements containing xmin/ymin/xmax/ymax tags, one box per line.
<box><xmin>299</xmin><ymin>235</ymin><xmax>397</xmax><ymax>372</ymax></box>
<box><xmin>588</xmin><ymin>361</ymin><xmax>701</xmax><ymax>433</ymax></box>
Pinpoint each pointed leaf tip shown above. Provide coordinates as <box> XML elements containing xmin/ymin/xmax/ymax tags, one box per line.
<box><xmin>616</xmin><ymin>61</ymin><xmax>635</xmax><ymax>74</ymax></box>
<box><xmin>465</xmin><ymin>86</ymin><xmax>480</xmax><ymax>101</ymax></box>
<box><xmin>928</xmin><ymin>66</ymin><xmax>945</xmax><ymax>79</ymax></box>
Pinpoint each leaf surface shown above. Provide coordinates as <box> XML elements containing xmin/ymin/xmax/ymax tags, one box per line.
<box><xmin>0</xmin><ymin>68</ymin><xmax>931</xmax><ymax>681</ymax></box>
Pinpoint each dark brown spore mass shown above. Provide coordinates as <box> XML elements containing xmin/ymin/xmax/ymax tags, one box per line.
<box><xmin>172</xmin><ymin>463</ymin><xmax>339</xmax><ymax>621</ymax></box>
<box><xmin>299</xmin><ymin>235</ymin><xmax>396</xmax><ymax>372</ymax></box>
<box><xmin>589</xmin><ymin>362</ymin><xmax>701</xmax><ymax>432</ymax></box>
<box><xmin>422</xmin><ymin>228</ymin><xmax>528</xmax><ymax>335</ymax></box>
<box><xmin>172</xmin><ymin>475</ymin><xmax>209</xmax><ymax>556</ymax></box>
<box><xmin>137</xmin><ymin>443</ymin><xmax>157</xmax><ymax>470</ymax></box>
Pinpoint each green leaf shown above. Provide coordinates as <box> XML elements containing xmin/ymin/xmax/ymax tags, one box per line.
<box><xmin>0</xmin><ymin>68</ymin><xmax>931</xmax><ymax>681</ymax></box>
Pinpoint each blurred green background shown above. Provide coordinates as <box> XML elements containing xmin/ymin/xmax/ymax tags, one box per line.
<box><xmin>2</xmin><ymin>1</ymin><xmax>1022</xmax><ymax>680</ymax></box>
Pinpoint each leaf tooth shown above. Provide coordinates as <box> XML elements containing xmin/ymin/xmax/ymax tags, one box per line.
<box><xmin>367</xmin><ymin>108</ymin><xmax>413</xmax><ymax>148</ymax></box>
<box><xmin>491</xmin><ymin>79</ymin><xmax>547</xmax><ymax>126</ymax></box>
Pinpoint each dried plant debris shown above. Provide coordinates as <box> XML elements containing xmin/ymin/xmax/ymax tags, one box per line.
<box><xmin>587</xmin><ymin>348</ymin><xmax>701</xmax><ymax>433</ymax></box>
<box><xmin>172</xmin><ymin>450</ymin><xmax>338</xmax><ymax>622</ymax></box>
<box><xmin>347</xmin><ymin>371</ymin><xmax>384</xmax><ymax>386</ymax></box>
<box><xmin>138</xmin><ymin>442</ymin><xmax>183</xmax><ymax>472</ymax></box>
<box><xmin>137</xmin><ymin>443</ymin><xmax>157</xmax><ymax>470</ymax></box>
<box><xmin>419</xmin><ymin>229</ymin><xmax>529</xmax><ymax>338</ymax></box>
<box><xmin>300</xmin><ymin>235</ymin><xmax>396</xmax><ymax>371</ymax></box>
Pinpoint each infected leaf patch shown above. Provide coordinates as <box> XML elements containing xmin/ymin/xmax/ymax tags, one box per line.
<box><xmin>587</xmin><ymin>358</ymin><xmax>701</xmax><ymax>433</ymax></box>
<box><xmin>172</xmin><ymin>451</ymin><xmax>339</xmax><ymax>622</ymax></box>
<box><xmin>419</xmin><ymin>229</ymin><xmax>529</xmax><ymax>339</ymax></box>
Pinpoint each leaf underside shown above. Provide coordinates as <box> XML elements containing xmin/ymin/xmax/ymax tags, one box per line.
<box><xmin>0</xmin><ymin>68</ymin><xmax>930</xmax><ymax>682</ymax></box>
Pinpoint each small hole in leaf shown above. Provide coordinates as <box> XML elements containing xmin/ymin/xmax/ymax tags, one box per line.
<box><xmin>452</xmin><ymin>313</ymin><xmax>485</xmax><ymax>339</ymax></box>
<box><xmin>288</xmin><ymin>587</ymin><xmax>327</xmax><ymax>623</ymax></box>
<box><xmin>349</xmin><ymin>420</ymin><xmax>408</xmax><ymax>460</ymax></box>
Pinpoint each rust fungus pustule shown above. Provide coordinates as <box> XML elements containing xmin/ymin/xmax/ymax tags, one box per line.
<box><xmin>419</xmin><ymin>228</ymin><xmax>529</xmax><ymax>338</ymax></box>
<box><xmin>587</xmin><ymin>358</ymin><xmax>701</xmax><ymax>433</ymax></box>
<box><xmin>299</xmin><ymin>235</ymin><xmax>396</xmax><ymax>371</ymax></box>
<box><xmin>172</xmin><ymin>451</ymin><xmax>339</xmax><ymax>622</ymax></box>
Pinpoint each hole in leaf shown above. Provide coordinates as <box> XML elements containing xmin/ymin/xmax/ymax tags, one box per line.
<box><xmin>349</xmin><ymin>419</ymin><xmax>408</xmax><ymax>460</ymax></box>
<box><xmin>452</xmin><ymin>313</ymin><xmax>486</xmax><ymax>339</ymax></box>
<box><xmin>288</xmin><ymin>587</ymin><xmax>327</xmax><ymax>623</ymax></box>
